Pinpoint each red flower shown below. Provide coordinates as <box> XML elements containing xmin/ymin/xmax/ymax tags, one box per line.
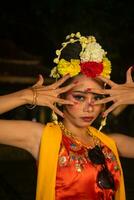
<box><xmin>80</xmin><ymin>61</ymin><xmax>103</xmax><ymax>77</ymax></box>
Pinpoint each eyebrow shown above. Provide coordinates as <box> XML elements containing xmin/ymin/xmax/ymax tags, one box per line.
<box><xmin>72</xmin><ymin>91</ymin><xmax>88</xmax><ymax>94</ymax></box>
<box><xmin>72</xmin><ymin>91</ymin><xmax>104</xmax><ymax>96</ymax></box>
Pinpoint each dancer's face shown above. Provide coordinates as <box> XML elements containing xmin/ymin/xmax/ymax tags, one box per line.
<box><xmin>63</xmin><ymin>74</ymin><xmax>104</xmax><ymax>128</ymax></box>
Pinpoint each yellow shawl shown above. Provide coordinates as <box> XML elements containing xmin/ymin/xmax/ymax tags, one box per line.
<box><xmin>36</xmin><ymin>123</ymin><xmax>126</xmax><ymax>200</ymax></box>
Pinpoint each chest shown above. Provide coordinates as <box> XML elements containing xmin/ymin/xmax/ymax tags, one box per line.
<box><xmin>55</xmin><ymin>135</ymin><xmax>120</xmax><ymax>200</ymax></box>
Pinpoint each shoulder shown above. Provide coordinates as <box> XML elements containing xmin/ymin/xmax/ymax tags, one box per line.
<box><xmin>90</xmin><ymin>126</ymin><xmax>116</xmax><ymax>146</ymax></box>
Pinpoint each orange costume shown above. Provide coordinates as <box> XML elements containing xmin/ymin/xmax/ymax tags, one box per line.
<box><xmin>36</xmin><ymin>123</ymin><xmax>126</xmax><ymax>200</ymax></box>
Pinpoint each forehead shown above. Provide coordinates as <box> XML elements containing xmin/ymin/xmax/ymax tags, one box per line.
<box><xmin>72</xmin><ymin>75</ymin><xmax>103</xmax><ymax>90</ymax></box>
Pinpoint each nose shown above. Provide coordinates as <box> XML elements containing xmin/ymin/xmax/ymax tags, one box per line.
<box><xmin>83</xmin><ymin>98</ymin><xmax>94</xmax><ymax>112</ymax></box>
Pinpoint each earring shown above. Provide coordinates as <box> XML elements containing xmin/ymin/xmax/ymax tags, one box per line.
<box><xmin>98</xmin><ymin>116</ymin><xmax>107</xmax><ymax>132</ymax></box>
<box><xmin>51</xmin><ymin>110</ymin><xmax>58</xmax><ymax>124</ymax></box>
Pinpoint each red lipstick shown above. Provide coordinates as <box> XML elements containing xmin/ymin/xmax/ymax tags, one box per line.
<box><xmin>81</xmin><ymin>117</ymin><xmax>94</xmax><ymax>122</ymax></box>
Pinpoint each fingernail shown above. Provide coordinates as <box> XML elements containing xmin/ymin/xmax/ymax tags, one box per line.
<box><xmin>37</xmin><ymin>74</ymin><xmax>40</xmax><ymax>80</ymax></box>
<box><xmin>86</xmin><ymin>88</ymin><xmax>91</xmax><ymax>92</ymax></box>
<box><xmin>101</xmin><ymin>112</ymin><xmax>105</xmax><ymax>117</ymax></box>
<box><xmin>70</xmin><ymin>102</ymin><xmax>75</xmax><ymax>105</ymax></box>
<box><xmin>131</xmin><ymin>65</ymin><xmax>134</xmax><ymax>72</ymax></box>
<box><xmin>73</xmin><ymin>81</ymin><xmax>79</xmax><ymax>84</ymax></box>
<box><xmin>74</xmin><ymin>101</ymin><xmax>78</xmax><ymax>104</ymax></box>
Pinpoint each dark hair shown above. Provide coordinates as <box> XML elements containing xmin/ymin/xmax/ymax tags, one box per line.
<box><xmin>61</xmin><ymin>42</ymin><xmax>82</xmax><ymax>61</ymax></box>
<box><xmin>60</xmin><ymin>41</ymin><xmax>104</xmax><ymax>87</ymax></box>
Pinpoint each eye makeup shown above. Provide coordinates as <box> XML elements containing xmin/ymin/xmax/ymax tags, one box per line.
<box><xmin>70</xmin><ymin>90</ymin><xmax>105</xmax><ymax>102</ymax></box>
<box><xmin>93</xmin><ymin>94</ymin><xmax>105</xmax><ymax>100</ymax></box>
<box><xmin>72</xmin><ymin>94</ymin><xmax>85</xmax><ymax>102</ymax></box>
<box><xmin>69</xmin><ymin>91</ymin><xmax>86</xmax><ymax>102</ymax></box>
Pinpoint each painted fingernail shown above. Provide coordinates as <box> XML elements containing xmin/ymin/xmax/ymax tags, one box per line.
<box><xmin>74</xmin><ymin>101</ymin><xmax>78</xmax><ymax>104</ymax></box>
<box><xmin>70</xmin><ymin>102</ymin><xmax>75</xmax><ymax>105</ymax></box>
<box><xmin>131</xmin><ymin>65</ymin><xmax>134</xmax><ymax>71</ymax></box>
<box><xmin>86</xmin><ymin>88</ymin><xmax>91</xmax><ymax>92</ymax></box>
<box><xmin>73</xmin><ymin>81</ymin><xmax>79</xmax><ymax>84</ymax></box>
<box><xmin>101</xmin><ymin>112</ymin><xmax>105</xmax><ymax>117</ymax></box>
<box><xmin>36</xmin><ymin>74</ymin><xmax>40</xmax><ymax>81</ymax></box>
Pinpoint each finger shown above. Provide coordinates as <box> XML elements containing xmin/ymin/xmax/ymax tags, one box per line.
<box><xmin>98</xmin><ymin>76</ymin><xmax>117</xmax><ymax>87</ymax></box>
<box><xmin>57</xmin><ymin>83</ymin><xmax>78</xmax><ymax>94</ymax></box>
<box><xmin>50</xmin><ymin>105</ymin><xmax>64</xmax><ymax>117</ymax></box>
<box><xmin>126</xmin><ymin>67</ymin><xmax>133</xmax><ymax>83</ymax></box>
<box><xmin>33</xmin><ymin>74</ymin><xmax>44</xmax><ymax>87</ymax></box>
<box><xmin>94</xmin><ymin>96</ymin><xmax>114</xmax><ymax>105</ymax></box>
<box><xmin>55</xmin><ymin>98</ymin><xmax>74</xmax><ymax>105</ymax></box>
<box><xmin>90</xmin><ymin>88</ymin><xmax>120</xmax><ymax>95</ymax></box>
<box><xmin>103</xmin><ymin>102</ymin><xmax>119</xmax><ymax>117</ymax></box>
<box><xmin>52</xmin><ymin>74</ymin><xmax>70</xmax><ymax>89</ymax></box>
<box><xmin>90</xmin><ymin>88</ymin><xmax>110</xmax><ymax>95</ymax></box>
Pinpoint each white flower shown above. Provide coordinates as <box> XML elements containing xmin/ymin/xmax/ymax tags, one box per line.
<box><xmin>80</xmin><ymin>42</ymin><xmax>106</xmax><ymax>63</ymax></box>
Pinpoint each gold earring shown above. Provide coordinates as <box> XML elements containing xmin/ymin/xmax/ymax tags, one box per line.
<box><xmin>51</xmin><ymin>110</ymin><xmax>58</xmax><ymax>124</ymax></box>
<box><xmin>98</xmin><ymin>116</ymin><xmax>107</xmax><ymax>132</ymax></box>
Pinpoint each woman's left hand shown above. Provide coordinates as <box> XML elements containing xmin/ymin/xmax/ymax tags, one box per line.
<box><xmin>90</xmin><ymin>67</ymin><xmax>134</xmax><ymax>116</ymax></box>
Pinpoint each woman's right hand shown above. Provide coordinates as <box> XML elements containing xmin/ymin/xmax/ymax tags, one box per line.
<box><xmin>26</xmin><ymin>74</ymin><xmax>76</xmax><ymax>117</ymax></box>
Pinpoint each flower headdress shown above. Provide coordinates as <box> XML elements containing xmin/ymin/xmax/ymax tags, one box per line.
<box><xmin>50</xmin><ymin>32</ymin><xmax>112</xmax><ymax>79</ymax></box>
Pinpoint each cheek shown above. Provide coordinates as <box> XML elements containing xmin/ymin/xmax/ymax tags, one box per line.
<box><xmin>94</xmin><ymin>105</ymin><xmax>103</xmax><ymax>114</ymax></box>
<box><xmin>65</xmin><ymin>94</ymin><xmax>83</xmax><ymax>112</ymax></box>
<box><xmin>66</xmin><ymin>103</ymin><xmax>80</xmax><ymax>113</ymax></box>
<box><xmin>66</xmin><ymin>93</ymin><xmax>80</xmax><ymax>104</ymax></box>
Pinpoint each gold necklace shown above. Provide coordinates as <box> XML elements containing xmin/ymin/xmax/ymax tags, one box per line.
<box><xmin>59</xmin><ymin>121</ymin><xmax>101</xmax><ymax>149</ymax></box>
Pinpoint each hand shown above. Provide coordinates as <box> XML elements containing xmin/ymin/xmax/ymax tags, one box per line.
<box><xmin>91</xmin><ymin>67</ymin><xmax>134</xmax><ymax>116</ymax></box>
<box><xmin>29</xmin><ymin>74</ymin><xmax>76</xmax><ymax>117</ymax></box>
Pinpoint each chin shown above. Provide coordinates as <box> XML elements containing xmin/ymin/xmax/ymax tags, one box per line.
<box><xmin>75</xmin><ymin>120</ymin><xmax>92</xmax><ymax>128</ymax></box>
<box><xmin>81</xmin><ymin>118</ymin><xmax>95</xmax><ymax>125</ymax></box>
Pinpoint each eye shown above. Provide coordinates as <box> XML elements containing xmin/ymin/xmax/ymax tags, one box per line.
<box><xmin>73</xmin><ymin>95</ymin><xmax>85</xmax><ymax>101</ymax></box>
<box><xmin>93</xmin><ymin>94</ymin><xmax>104</xmax><ymax>100</ymax></box>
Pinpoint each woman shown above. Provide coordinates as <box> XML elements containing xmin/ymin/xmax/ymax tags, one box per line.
<box><xmin>0</xmin><ymin>32</ymin><xmax>134</xmax><ymax>200</ymax></box>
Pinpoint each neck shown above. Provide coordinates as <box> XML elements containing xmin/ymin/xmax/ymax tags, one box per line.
<box><xmin>62</xmin><ymin>118</ymin><xmax>88</xmax><ymax>139</ymax></box>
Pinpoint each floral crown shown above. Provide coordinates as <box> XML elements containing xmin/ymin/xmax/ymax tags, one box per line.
<box><xmin>50</xmin><ymin>32</ymin><xmax>112</xmax><ymax>79</ymax></box>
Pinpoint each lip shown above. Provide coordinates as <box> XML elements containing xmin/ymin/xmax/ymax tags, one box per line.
<box><xmin>81</xmin><ymin>117</ymin><xmax>94</xmax><ymax>122</ymax></box>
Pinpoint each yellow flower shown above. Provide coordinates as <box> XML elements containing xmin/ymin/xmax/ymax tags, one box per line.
<box><xmin>87</xmin><ymin>36</ymin><xmax>96</xmax><ymax>43</ymax></box>
<box><xmin>71</xmin><ymin>33</ymin><xmax>75</xmax><ymax>37</ymax></box>
<box><xmin>101</xmin><ymin>57</ymin><xmax>112</xmax><ymax>78</ymax></box>
<box><xmin>50</xmin><ymin>67</ymin><xmax>60</xmax><ymax>78</ymax></box>
<box><xmin>57</xmin><ymin>59</ymin><xmax>81</xmax><ymax>77</ymax></box>
<box><xmin>56</xmin><ymin>50</ymin><xmax>61</xmax><ymax>56</ymax></box>
<box><xmin>75</xmin><ymin>32</ymin><xmax>81</xmax><ymax>38</ymax></box>
<box><xmin>79</xmin><ymin>36</ymin><xmax>88</xmax><ymax>44</ymax></box>
<box><xmin>62</xmin><ymin>42</ymin><xmax>67</xmax><ymax>47</ymax></box>
<box><xmin>53</xmin><ymin>58</ymin><xmax>59</xmax><ymax>64</ymax></box>
<box><xmin>70</xmin><ymin>38</ymin><xmax>75</xmax><ymax>43</ymax></box>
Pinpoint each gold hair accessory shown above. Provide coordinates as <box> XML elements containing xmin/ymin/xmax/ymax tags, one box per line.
<box><xmin>50</xmin><ymin>32</ymin><xmax>112</xmax><ymax>79</ymax></box>
<box><xmin>26</xmin><ymin>87</ymin><xmax>38</xmax><ymax>109</ymax></box>
<box><xmin>98</xmin><ymin>116</ymin><xmax>107</xmax><ymax>132</ymax></box>
<box><xmin>51</xmin><ymin>110</ymin><xmax>58</xmax><ymax>124</ymax></box>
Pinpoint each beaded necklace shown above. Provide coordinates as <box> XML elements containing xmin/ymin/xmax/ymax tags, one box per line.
<box><xmin>59</xmin><ymin>121</ymin><xmax>101</xmax><ymax>149</ymax></box>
